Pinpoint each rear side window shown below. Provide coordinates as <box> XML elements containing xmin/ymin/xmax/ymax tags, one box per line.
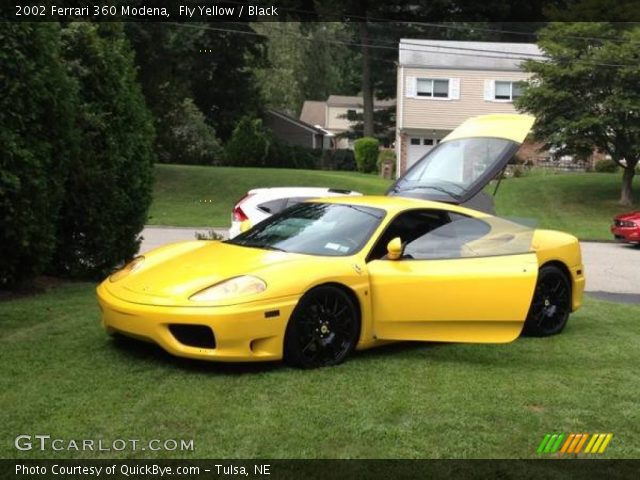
<box><xmin>284</xmin><ymin>197</ymin><xmax>312</xmax><ymax>208</ymax></box>
<box><xmin>257</xmin><ymin>199</ymin><xmax>286</xmax><ymax>214</ymax></box>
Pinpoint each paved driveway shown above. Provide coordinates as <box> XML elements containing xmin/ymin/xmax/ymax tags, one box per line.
<box><xmin>139</xmin><ymin>228</ymin><xmax>640</xmax><ymax>300</ymax></box>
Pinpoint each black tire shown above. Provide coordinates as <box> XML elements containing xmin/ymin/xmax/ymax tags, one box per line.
<box><xmin>284</xmin><ymin>285</ymin><xmax>360</xmax><ymax>369</ymax></box>
<box><xmin>522</xmin><ymin>265</ymin><xmax>572</xmax><ymax>337</ymax></box>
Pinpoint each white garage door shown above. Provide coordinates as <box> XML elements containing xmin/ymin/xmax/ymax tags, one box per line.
<box><xmin>407</xmin><ymin>137</ymin><xmax>440</xmax><ymax>170</ymax></box>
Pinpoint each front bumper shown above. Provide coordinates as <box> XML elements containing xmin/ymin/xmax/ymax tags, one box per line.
<box><xmin>611</xmin><ymin>226</ymin><xmax>640</xmax><ymax>243</ymax></box>
<box><xmin>97</xmin><ymin>283</ymin><xmax>298</xmax><ymax>362</ymax></box>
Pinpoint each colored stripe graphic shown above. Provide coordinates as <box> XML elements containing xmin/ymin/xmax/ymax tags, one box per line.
<box><xmin>598</xmin><ymin>434</ymin><xmax>613</xmax><ymax>453</ymax></box>
<box><xmin>536</xmin><ymin>434</ymin><xmax>551</xmax><ymax>454</ymax></box>
<box><xmin>584</xmin><ymin>434</ymin><xmax>598</xmax><ymax>453</ymax></box>
<box><xmin>550</xmin><ymin>434</ymin><xmax>565</xmax><ymax>453</ymax></box>
<box><xmin>574</xmin><ymin>434</ymin><xmax>589</xmax><ymax>453</ymax></box>
<box><xmin>539</xmin><ymin>433</ymin><xmax>613</xmax><ymax>455</ymax></box>
<box><xmin>591</xmin><ymin>433</ymin><xmax>606</xmax><ymax>453</ymax></box>
<box><xmin>560</xmin><ymin>434</ymin><xmax>575</xmax><ymax>454</ymax></box>
<box><xmin>544</xmin><ymin>434</ymin><xmax>559</xmax><ymax>453</ymax></box>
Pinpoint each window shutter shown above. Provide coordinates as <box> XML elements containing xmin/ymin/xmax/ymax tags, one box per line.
<box><xmin>405</xmin><ymin>76</ymin><xmax>417</xmax><ymax>98</ymax></box>
<box><xmin>449</xmin><ymin>78</ymin><xmax>460</xmax><ymax>100</ymax></box>
<box><xmin>484</xmin><ymin>80</ymin><xmax>495</xmax><ymax>101</ymax></box>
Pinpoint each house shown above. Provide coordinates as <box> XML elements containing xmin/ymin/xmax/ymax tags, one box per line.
<box><xmin>263</xmin><ymin>110</ymin><xmax>331</xmax><ymax>149</ymax></box>
<box><xmin>395</xmin><ymin>39</ymin><xmax>542</xmax><ymax>175</ymax></box>
<box><xmin>300</xmin><ymin>95</ymin><xmax>395</xmax><ymax>149</ymax></box>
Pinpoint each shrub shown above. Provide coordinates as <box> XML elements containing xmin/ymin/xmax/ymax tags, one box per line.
<box><xmin>158</xmin><ymin>98</ymin><xmax>224</xmax><ymax>165</ymax></box>
<box><xmin>224</xmin><ymin>117</ymin><xmax>271</xmax><ymax>166</ymax></box>
<box><xmin>264</xmin><ymin>139</ymin><xmax>321</xmax><ymax>169</ymax></box>
<box><xmin>594</xmin><ymin>159</ymin><xmax>618</xmax><ymax>173</ymax></box>
<box><xmin>354</xmin><ymin>137</ymin><xmax>380</xmax><ymax>173</ymax></box>
<box><xmin>49</xmin><ymin>23</ymin><xmax>156</xmax><ymax>279</ymax></box>
<box><xmin>321</xmin><ymin>149</ymin><xmax>357</xmax><ymax>171</ymax></box>
<box><xmin>0</xmin><ymin>23</ymin><xmax>77</xmax><ymax>287</ymax></box>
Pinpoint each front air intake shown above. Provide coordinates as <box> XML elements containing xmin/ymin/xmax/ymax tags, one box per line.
<box><xmin>169</xmin><ymin>324</ymin><xmax>216</xmax><ymax>349</ymax></box>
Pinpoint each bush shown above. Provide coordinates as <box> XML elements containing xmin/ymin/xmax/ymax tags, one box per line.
<box><xmin>354</xmin><ymin>137</ymin><xmax>380</xmax><ymax>173</ymax></box>
<box><xmin>264</xmin><ymin>139</ymin><xmax>321</xmax><ymax>169</ymax></box>
<box><xmin>0</xmin><ymin>23</ymin><xmax>77</xmax><ymax>287</ymax></box>
<box><xmin>594</xmin><ymin>159</ymin><xmax>618</xmax><ymax>173</ymax></box>
<box><xmin>49</xmin><ymin>23</ymin><xmax>156</xmax><ymax>279</ymax></box>
<box><xmin>320</xmin><ymin>149</ymin><xmax>356</xmax><ymax>171</ymax></box>
<box><xmin>224</xmin><ymin>117</ymin><xmax>271</xmax><ymax>166</ymax></box>
<box><xmin>158</xmin><ymin>98</ymin><xmax>224</xmax><ymax>165</ymax></box>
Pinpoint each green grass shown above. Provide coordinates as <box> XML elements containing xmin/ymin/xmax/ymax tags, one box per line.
<box><xmin>494</xmin><ymin>170</ymin><xmax>637</xmax><ymax>240</ymax></box>
<box><xmin>150</xmin><ymin>165</ymin><xmax>637</xmax><ymax>240</ymax></box>
<box><xmin>149</xmin><ymin>165</ymin><xmax>391</xmax><ymax>227</ymax></box>
<box><xmin>1</xmin><ymin>283</ymin><xmax>638</xmax><ymax>459</ymax></box>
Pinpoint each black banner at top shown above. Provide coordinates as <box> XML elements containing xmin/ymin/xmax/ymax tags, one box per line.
<box><xmin>3</xmin><ymin>0</ymin><xmax>640</xmax><ymax>22</ymax></box>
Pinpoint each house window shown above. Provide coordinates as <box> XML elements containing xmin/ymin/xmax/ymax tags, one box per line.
<box><xmin>410</xmin><ymin>138</ymin><xmax>421</xmax><ymax>146</ymax></box>
<box><xmin>494</xmin><ymin>81</ymin><xmax>526</xmax><ymax>101</ymax></box>
<box><xmin>423</xmin><ymin>139</ymin><xmax>434</xmax><ymax>146</ymax></box>
<box><xmin>346</xmin><ymin>109</ymin><xmax>357</xmax><ymax>120</ymax></box>
<box><xmin>417</xmin><ymin>78</ymin><xmax>449</xmax><ymax>98</ymax></box>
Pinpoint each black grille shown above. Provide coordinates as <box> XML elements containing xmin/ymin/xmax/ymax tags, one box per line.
<box><xmin>169</xmin><ymin>324</ymin><xmax>216</xmax><ymax>349</ymax></box>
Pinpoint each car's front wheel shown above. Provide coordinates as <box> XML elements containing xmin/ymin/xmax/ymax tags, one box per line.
<box><xmin>284</xmin><ymin>285</ymin><xmax>360</xmax><ymax>369</ymax></box>
<box><xmin>522</xmin><ymin>265</ymin><xmax>571</xmax><ymax>337</ymax></box>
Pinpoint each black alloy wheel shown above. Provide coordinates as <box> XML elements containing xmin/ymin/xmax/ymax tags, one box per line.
<box><xmin>522</xmin><ymin>265</ymin><xmax>572</xmax><ymax>337</ymax></box>
<box><xmin>284</xmin><ymin>285</ymin><xmax>360</xmax><ymax>369</ymax></box>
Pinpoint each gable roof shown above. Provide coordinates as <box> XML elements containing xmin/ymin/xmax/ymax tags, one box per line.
<box><xmin>300</xmin><ymin>100</ymin><xmax>326</xmax><ymax>127</ymax></box>
<box><xmin>266</xmin><ymin>110</ymin><xmax>326</xmax><ymax>135</ymax></box>
<box><xmin>399</xmin><ymin>39</ymin><xmax>542</xmax><ymax>71</ymax></box>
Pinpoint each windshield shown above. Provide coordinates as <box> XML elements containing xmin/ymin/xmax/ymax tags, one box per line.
<box><xmin>395</xmin><ymin>137</ymin><xmax>516</xmax><ymax>198</ymax></box>
<box><xmin>227</xmin><ymin>202</ymin><xmax>386</xmax><ymax>256</ymax></box>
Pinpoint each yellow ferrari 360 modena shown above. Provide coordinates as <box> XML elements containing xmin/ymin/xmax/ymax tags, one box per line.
<box><xmin>97</xmin><ymin>114</ymin><xmax>585</xmax><ymax>368</ymax></box>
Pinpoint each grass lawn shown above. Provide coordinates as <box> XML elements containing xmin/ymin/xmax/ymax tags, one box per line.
<box><xmin>1</xmin><ymin>283</ymin><xmax>638</xmax><ymax>459</ymax></box>
<box><xmin>494</xmin><ymin>170</ymin><xmax>637</xmax><ymax>241</ymax></box>
<box><xmin>149</xmin><ymin>165</ymin><xmax>637</xmax><ymax>240</ymax></box>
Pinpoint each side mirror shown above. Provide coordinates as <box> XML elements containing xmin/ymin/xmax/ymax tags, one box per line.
<box><xmin>386</xmin><ymin>237</ymin><xmax>403</xmax><ymax>260</ymax></box>
<box><xmin>240</xmin><ymin>220</ymin><xmax>252</xmax><ymax>233</ymax></box>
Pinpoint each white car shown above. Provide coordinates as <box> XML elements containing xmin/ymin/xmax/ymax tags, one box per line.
<box><xmin>229</xmin><ymin>187</ymin><xmax>362</xmax><ymax>238</ymax></box>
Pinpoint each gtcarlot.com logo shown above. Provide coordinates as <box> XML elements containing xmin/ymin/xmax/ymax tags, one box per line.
<box><xmin>537</xmin><ymin>432</ymin><xmax>613</xmax><ymax>455</ymax></box>
<box><xmin>15</xmin><ymin>435</ymin><xmax>194</xmax><ymax>452</ymax></box>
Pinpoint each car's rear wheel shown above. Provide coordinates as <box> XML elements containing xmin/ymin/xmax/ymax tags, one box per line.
<box><xmin>522</xmin><ymin>265</ymin><xmax>571</xmax><ymax>337</ymax></box>
<box><xmin>284</xmin><ymin>285</ymin><xmax>360</xmax><ymax>369</ymax></box>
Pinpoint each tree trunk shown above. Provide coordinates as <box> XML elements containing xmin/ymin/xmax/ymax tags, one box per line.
<box><xmin>620</xmin><ymin>164</ymin><xmax>636</xmax><ymax>206</ymax></box>
<box><xmin>359</xmin><ymin>21</ymin><xmax>374</xmax><ymax>138</ymax></box>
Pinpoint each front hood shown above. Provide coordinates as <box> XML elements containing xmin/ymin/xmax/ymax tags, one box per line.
<box><xmin>106</xmin><ymin>241</ymin><xmax>304</xmax><ymax>306</ymax></box>
<box><xmin>390</xmin><ymin>114</ymin><xmax>535</xmax><ymax>206</ymax></box>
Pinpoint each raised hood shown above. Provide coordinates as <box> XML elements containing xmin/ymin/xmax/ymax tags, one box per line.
<box><xmin>105</xmin><ymin>241</ymin><xmax>303</xmax><ymax>306</ymax></box>
<box><xmin>389</xmin><ymin>114</ymin><xmax>535</xmax><ymax>206</ymax></box>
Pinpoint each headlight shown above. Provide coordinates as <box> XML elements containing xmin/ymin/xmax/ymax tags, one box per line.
<box><xmin>189</xmin><ymin>275</ymin><xmax>266</xmax><ymax>302</ymax></box>
<box><xmin>109</xmin><ymin>256</ymin><xmax>145</xmax><ymax>282</ymax></box>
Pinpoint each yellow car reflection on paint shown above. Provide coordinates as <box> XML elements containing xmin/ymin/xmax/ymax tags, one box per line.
<box><xmin>97</xmin><ymin>115</ymin><xmax>585</xmax><ymax>368</ymax></box>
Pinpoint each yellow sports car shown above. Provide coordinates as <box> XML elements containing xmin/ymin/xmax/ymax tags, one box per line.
<box><xmin>97</xmin><ymin>114</ymin><xmax>585</xmax><ymax>368</ymax></box>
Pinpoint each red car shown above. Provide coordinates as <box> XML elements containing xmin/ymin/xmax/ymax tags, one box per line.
<box><xmin>611</xmin><ymin>211</ymin><xmax>640</xmax><ymax>244</ymax></box>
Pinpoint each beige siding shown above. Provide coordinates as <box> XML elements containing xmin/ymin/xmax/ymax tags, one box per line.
<box><xmin>402</xmin><ymin>68</ymin><xmax>531</xmax><ymax>130</ymax></box>
<box><xmin>326</xmin><ymin>105</ymin><xmax>359</xmax><ymax>131</ymax></box>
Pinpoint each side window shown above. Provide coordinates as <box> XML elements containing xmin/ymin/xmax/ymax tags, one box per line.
<box><xmin>404</xmin><ymin>216</ymin><xmax>533</xmax><ymax>260</ymax></box>
<box><xmin>368</xmin><ymin>209</ymin><xmax>450</xmax><ymax>261</ymax></box>
<box><xmin>257</xmin><ymin>199</ymin><xmax>286</xmax><ymax>214</ymax></box>
<box><xmin>404</xmin><ymin>217</ymin><xmax>490</xmax><ymax>260</ymax></box>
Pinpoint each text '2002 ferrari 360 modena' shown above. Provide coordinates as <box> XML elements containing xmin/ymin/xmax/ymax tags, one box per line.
<box><xmin>97</xmin><ymin>114</ymin><xmax>585</xmax><ymax>369</ymax></box>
